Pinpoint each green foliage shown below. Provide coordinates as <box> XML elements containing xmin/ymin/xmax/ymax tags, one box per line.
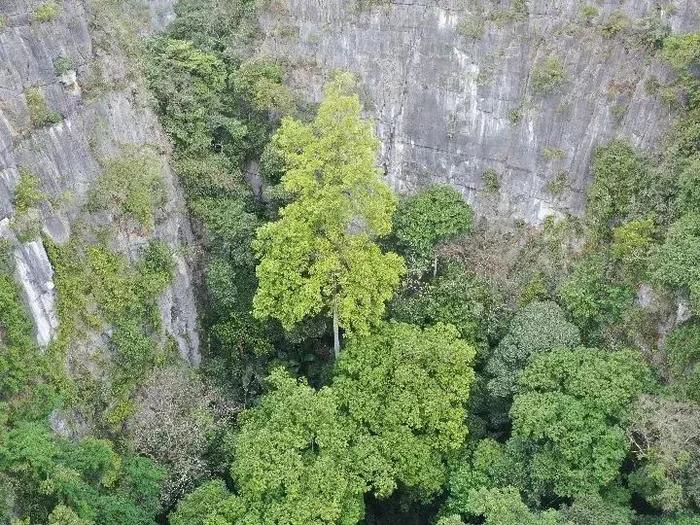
<box><xmin>47</xmin><ymin>237</ymin><xmax>174</xmax><ymax>412</ymax></box>
<box><xmin>390</xmin><ymin>262</ymin><xmax>504</xmax><ymax>345</ymax></box>
<box><xmin>652</xmin><ymin>213</ymin><xmax>700</xmax><ymax>313</ymax></box>
<box><xmin>628</xmin><ymin>395</ymin><xmax>700</xmax><ymax>513</ymax></box>
<box><xmin>24</xmin><ymin>87</ymin><xmax>61</xmax><ymax>127</ymax></box>
<box><xmin>236</xmin><ymin>57</ymin><xmax>295</xmax><ymax>115</ymax></box>
<box><xmin>531</xmin><ymin>57</ymin><xmax>568</xmax><ymax>96</ymax></box>
<box><xmin>146</xmin><ymin>2</ymin><xmax>290</xmax><ymax>405</ymax></box>
<box><xmin>334</xmin><ymin>322</ymin><xmax>475</xmax><ymax>499</ymax></box>
<box><xmin>486</xmin><ymin>301</ymin><xmax>581</xmax><ymax>398</ymax></box>
<box><xmin>462</xmin><ymin>486</ymin><xmax>561</xmax><ymax>525</ymax></box>
<box><xmin>33</xmin><ymin>2</ymin><xmax>60</xmax><ymax>23</ymax></box>
<box><xmin>230</xmin><ymin>368</ymin><xmax>365</xmax><ymax>525</ymax></box>
<box><xmin>168</xmin><ymin>0</ymin><xmax>262</xmax><ymax>56</ymax></box>
<box><xmin>13</xmin><ymin>169</ymin><xmax>44</xmax><ymax>214</ymax></box>
<box><xmin>661</xmin><ymin>34</ymin><xmax>700</xmax><ymax>108</ymax></box>
<box><xmin>445</xmin><ymin>438</ymin><xmax>516</xmax><ymax>515</ymax></box>
<box><xmin>169</xmin><ymin>480</ymin><xmax>230</xmax><ymax>525</ymax></box>
<box><xmin>558</xmin><ymin>254</ymin><xmax>634</xmax><ymax>340</ymax></box>
<box><xmin>560</xmin><ymin>493</ymin><xmax>635</xmax><ymax>525</ymax></box>
<box><xmin>436</xmin><ymin>516</ymin><xmax>466</xmax><ymax>525</ymax></box>
<box><xmin>510</xmin><ymin>347</ymin><xmax>651</xmax><ymax>498</ymax></box>
<box><xmin>586</xmin><ymin>140</ymin><xmax>652</xmax><ymax>240</ymax></box>
<box><xmin>0</xmin><ymin>271</ymin><xmax>55</xmax><ymax>408</ymax></box>
<box><xmin>253</xmin><ymin>74</ymin><xmax>405</xmax><ymax>341</ymax></box>
<box><xmin>88</xmin><ymin>149</ymin><xmax>166</xmax><ymax>229</ymax></box>
<box><xmin>393</xmin><ymin>185</ymin><xmax>474</xmax><ymax>273</ymax></box>
<box><xmin>580</xmin><ymin>5</ymin><xmax>599</xmax><ymax>23</ymax></box>
<box><xmin>457</xmin><ymin>16</ymin><xmax>485</xmax><ymax>40</ymax></box>
<box><xmin>674</xmin><ymin>156</ymin><xmax>700</xmax><ymax>217</ymax></box>
<box><xmin>0</xmin><ymin>423</ymin><xmax>164</xmax><ymax>524</ymax></box>
<box><xmin>53</xmin><ymin>56</ymin><xmax>75</xmax><ymax>75</ymax></box>
<box><xmin>664</xmin><ymin>322</ymin><xmax>700</xmax><ymax>403</ymax></box>
<box><xmin>48</xmin><ymin>505</ymin><xmax>92</xmax><ymax>525</ymax></box>
<box><xmin>610</xmin><ymin>219</ymin><xmax>657</xmax><ymax>283</ymax></box>
<box><xmin>146</xmin><ymin>31</ymin><xmax>289</xmax><ymax>163</ymax></box>
<box><xmin>482</xmin><ymin>169</ymin><xmax>501</xmax><ymax>193</ymax></box>
<box><xmin>146</xmin><ymin>38</ymin><xmax>229</xmax><ymax>154</ymax></box>
<box><xmin>602</xmin><ymin>11</ymin><xmax>632</xmax><ymax>38</ymax></box>
<box><xmin>546</xmin><ymin>170</ymin><xmax>569</xmax><ymax>197</ymax></box>
<box><xmin>542</xmin><ymin>147</ymin><xmax>566</xmax><ymax>161</ymax></box>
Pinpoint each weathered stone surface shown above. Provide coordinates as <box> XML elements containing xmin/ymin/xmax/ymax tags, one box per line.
<box><xmin>0</xmin><ymin>0</ymin><xmax>199</xmax><ymax>361</ymax></box>
<box><xmin>257</xmin><ymin>0</ymin><xmax>699</xmax><ymax>226</ymax></box>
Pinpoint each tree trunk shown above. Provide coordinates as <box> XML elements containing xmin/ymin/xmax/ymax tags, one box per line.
<box><xmin>333</xmin><ymin>303</ymin><xmax>340</xmax><ymax>359</ymax></box>
<box><xmin>433</xmin><ymin>253</ymin><xmax>438</xmax><ymax>278</ymax></box>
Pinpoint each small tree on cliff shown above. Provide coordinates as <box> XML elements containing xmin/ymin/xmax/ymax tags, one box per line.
<box><xmin>252</xmin><ymin>73</ymin><xmax>405</xmax><ymax>357</ymax></box>
<box><xmin>394</xmin><ymin>185</ymin><xmax>474</xmax><ymax>276</ymax></box>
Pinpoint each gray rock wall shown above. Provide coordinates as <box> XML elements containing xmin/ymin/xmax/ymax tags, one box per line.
<box><xmin>257</xmin><ymin>0</ymin><xmax>699</xmax><ymax>226</ymax></box>
<box><xmin>0</xmin><ymin>0</ymin><xmax>198</xmax><ymax>362</ymax></box>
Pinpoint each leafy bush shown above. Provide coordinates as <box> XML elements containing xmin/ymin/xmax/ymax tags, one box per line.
<box><xmin>146</xmin><ymin>38</ymin><xmax>229</xmax><ymax>153</ymax></box>
<box><xmin>610</xmin><ymin>219</ymin><xmax>657</xmax><ymax>283</ymax></box>
<box><xmin>53</xmin><ymin>56</ymin><xmax>74</xmax><ymax>75</ymax></box>
<box><xmin>661</xmin><ymin>33</ymin><xmax>700</xmax><ymax>108</ymax></box>
<box><xmin>482</xmin><ymin>168</ymin><xmax>501</xmax><ymax>193</ymax></box>
<box><xmin>457</xmin><ymin>16</ymin><xmax>485</xmax><ymax>40</ymax></box>
<box><xmin>674</xmin><ymin>156</ymin><xmax>700</xmax><ymax>217</ymax></box>
<box><xmin>531</xmin><ymin>57</ymin><xmax>568</xmax><ymax>95</ymax></box>
<box><xmin>235</xmin><ymin>58</ymin><xmax>294</xmax><ymax>115</ymax></box>
<box><xmin>231</xmin><ymin>369</ymin><xmax>365</xmax><ymax>525</ymax></box>
<box><xmin>586</xmin><ymin>140</ymin><xmax>653</xmax><ymax>240</ymax></box>
<box><xmin>602</xmin><ymin>11</ymin><xmax>632</xmax><ymax>38</ymax></box>
<box><xmin>32</xmin><ymin>2</ymin><xmax>60</xmax><ymax>23</ymax></box>
<box><xmin>393</xmin><ymin>185</ymin><xmax>474</xmax><ymax>273</ymax></box>
<box><xmin>664</xmin><ymin>322</ymin><xmax>700</xmax><ymax>403</ymax></box>
<box><xmin>47</xmin><ymin>238</ymin><xmax>174</xmax><ymax>409</ymax></box>
<box><xmin>579</xmin><ymin>5</ymin><xmax>599</xmax><ymax>23</ymax></box>
<box><xmin>0</xmin><ymin>423</ymin><xmax>164</xmax><ymax>524</ymax></box>
<box><xmin>652</xmin><ymin>213</ymin><xmax>700</xmax><ymax>312</ymax></box>
<box><xmin>546</xmin><ymin>170</ymin><xmax>569</xmax><ymax>196</ymax></box>
<box><xmin>391</xmin><ymin>263</ymin><xmax>505</xmax><ymax>345</ymax></box>
<box><xmin>88</xmin><ymin>149</ymin><xmax>165</xmax><ymax>229</ymax></box>
<box><xmin>24</xmin><ymin>87</ymin><xmax>61</xmax><ymax>127</ymax></box>
<box><xmin>13</xmin><ymin>168</ymin><xmax>44</xmax><ymax>213</ymax></box>
<box><xmin>558</xmin><ymin>254</ymin><xmax>634</xmax><ymax>340</ymax></box>
<box><xmin>334</xmin><ymin>322</ymin><xmax>476</xmax><ymax>499</ymax></box>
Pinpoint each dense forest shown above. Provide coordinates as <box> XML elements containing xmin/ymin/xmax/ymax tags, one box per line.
<box><xmin>1</xmin><ymin>0</ymin><xmax>700</xmax><ymax>524</ymax></box>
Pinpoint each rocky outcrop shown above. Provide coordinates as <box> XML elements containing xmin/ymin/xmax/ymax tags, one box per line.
<box><xmin>257</xmin><ymin>0</ymin><xmax>699</xmax><ymax>226</ymax></box>
<box><xmin>0</xmin><ymin>0</ymin><xmax>198</xmax><ymax>362</ymax></box>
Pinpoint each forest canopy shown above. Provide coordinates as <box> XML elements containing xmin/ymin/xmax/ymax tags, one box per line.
<box><xmin>1</xmin><ymin>1</ymin><xmax>700</xmax><ymax>525</ymax></box>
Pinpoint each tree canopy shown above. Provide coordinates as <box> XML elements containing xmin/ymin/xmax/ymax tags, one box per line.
<box><xmin>252</xmin><ymin>73</ymin><xmax>405</xmax><ymax>356</ymax></box>
<box><xmin>486</xmin><ymin>300</ymin><xmax>580</xmax><ymax>398</ymax></box>
<box><xmin>333</xmin><ymin>322</ymin><xmax>476</xmax><ymax>499</ymax></box>
<box><xmin>393</xmin><ymin>185</ymin><xmax>474</xmax><ymax>274</ymax></box>
<box><xmin>509</xmin><ymin>348</ymin><xmax>651</xmax><ymax>498</ymax></box>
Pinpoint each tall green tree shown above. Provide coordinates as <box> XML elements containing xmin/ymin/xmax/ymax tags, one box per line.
<box><xmin>253</xmin><ymin>73</ymin><xmax>405</xmax><ymax>356</ymax></box>
<box><xmin>333</xmin><ymin>322</ymin><xmax>476</xmax><ymax>499</ymax></box>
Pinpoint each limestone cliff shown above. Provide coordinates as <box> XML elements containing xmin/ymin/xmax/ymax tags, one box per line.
<box><xmin>0</xmin><ymin>0</ymin><xmax>198</xmax><ymax>361</ymax></box>
<box><xmin>257</xmin><ymin>0</ymin><xmax>699</xmax><ymax>226</ymax></box>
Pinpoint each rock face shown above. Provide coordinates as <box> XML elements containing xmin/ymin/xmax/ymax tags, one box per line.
<box><xmin>258</xmin><ymin>0</ymin><xmax>700</xmax><ymax>226</ymax></box>
<box><xmin>0</xmin><ymin>0</ymin><xmax>198</xmax><ymax>362</ymax></box>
